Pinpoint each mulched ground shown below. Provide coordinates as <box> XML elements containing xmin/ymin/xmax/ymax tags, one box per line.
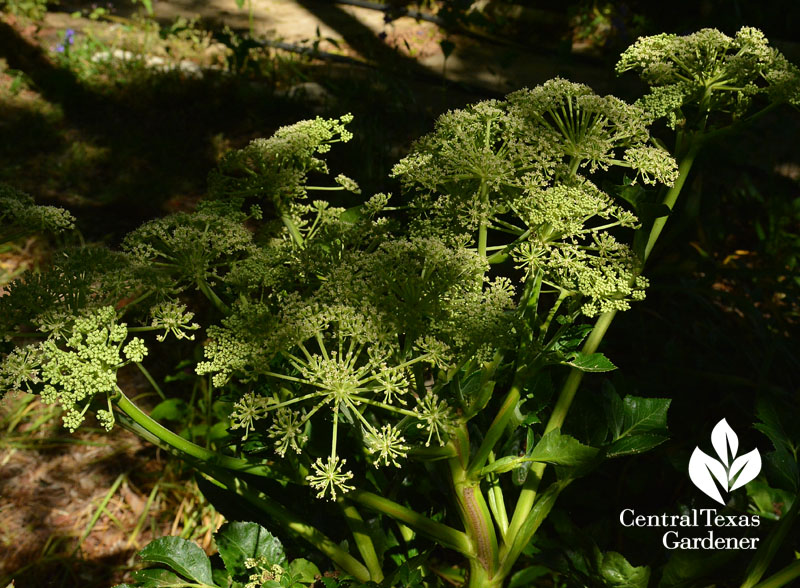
<box><xmin>0</xmin><ymin>392</ymin><xmax>221</xmax><ymax>588</ymax></box>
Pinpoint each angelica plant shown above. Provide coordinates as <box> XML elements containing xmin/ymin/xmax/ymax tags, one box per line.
<box><xmin>1</xmin><ymin>27</ymin><xmax>798</xmax><ymax>588</ymax></box>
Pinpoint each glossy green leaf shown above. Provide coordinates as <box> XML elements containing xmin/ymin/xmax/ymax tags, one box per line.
<box><xmin>138</xmin><ymin>537</ymin><xmax>214</xmax><ymax>586</ymax></box>
<box><xmin>480</xmin><ymin>431</ymin><xmax>598</xmax><ymax>476</ymax></box>
<box><xmin>598</xmin><ymin>551</ymin><xmax>650</xmax><ymax>588</ymax></box>
<box><xmin>214</xmin><ymin>521</ymin><xmax>286</xmax><ymax>580</ymax></box>
<box><xmin>746</xmin><ymin>480</ymin><xmax>795</xmax><ymax>520</ymax></box>
<box><xmin>132</xmin><ymin>569</ymin><xmax>197</xmax><ymax>588</ymax></box>
<box><xmin>210</xmin><ymin>564</ymin><xmax>230</xmax><ymax>588</ymax></box>
<box><xmin>339</xmin><ymin>205</ymin><xmax>363</xmax><ymax>224</ymax></box>
<box><xmin>606</xmin><ymin>434</ymin><xmax>668</xmax><ymax>457</ymax></box>
<box><xmin>551</xmin><ymin>324</ymin><xmax>593</xmax><ymax>353</ymax></box>
<box><xmin>288</xmin><ymin>558</ymin><xmax>321</xmax><ymax>584</ymax></box>
<box><xmin>563</xmin><ymin>352</ymin><xmax>616</xmax><ymax>372</ymax></box>
<box><xmin>528</xmin><ymin>430</ymin><xmax>599</xmax><ymax>467</ymax></box>
<box><xmin>615</xmin><ymin>396</ymin><xmax>670</xmax><ymax>439</ymax></box>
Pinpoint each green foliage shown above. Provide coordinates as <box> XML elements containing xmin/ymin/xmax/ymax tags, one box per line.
<box><xmin>116</xmin><ymin>522</ymin><xmax>337</xmax><ymax>588</ymax></box>
<box><xmin>0</xmin><ymin>0</ymin><xmax>48</xmax><ymax>20</ymax></box>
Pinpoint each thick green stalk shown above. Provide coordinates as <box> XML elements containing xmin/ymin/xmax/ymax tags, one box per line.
<box><xmin>114</xmin><ymin>388</ymin><xmax>275</xmax><ymax>478</ymax></box>
<box><xmin>450</xmin><ymin>457</ymin><xmax>499</xmax><ymax>584</ymax></box>
<box><xmin>505</xmin><ymin>308</ymin><xmax>616</xmax><ymax>546</ymax></box>
<box><xmin>543</xmin><ymin>309</ymin><xmax>617</xmax><ymax>435</ymax></box>
<box><xmin>498</xmin><ymin>483</ymin><xmax>563</xmax><ymax>578</ymax></box>
<box><xmin>339</xmin><ymin>500</ymin><xmax>384</xmax><ymax>583</ymax></box>
<box><xmin>466</xmin><ymin>379</ymin><xmax>522</xmax><ymax>477</ymax></box>
<box><xmin>466</xmin><ymin>558</ymin><xmax>505</xmax><ymax>588</ymax></box>
<box><xmin>643</xmin><ymin>142</ymin><xmax>700</xmax><ymax>260</ymax></box>
<box><xmin>348</xmin><ymin>489</ymin><xmax>473</xmax><ymax>556</ymax></box>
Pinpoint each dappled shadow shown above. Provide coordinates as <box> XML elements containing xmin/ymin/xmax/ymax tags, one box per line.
<box><xmin>0</xmin><ymin>19</ymin><xmax>304</xmax><ymax>240</ymax></box>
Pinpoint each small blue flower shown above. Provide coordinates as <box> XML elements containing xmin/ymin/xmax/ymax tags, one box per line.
<box><xmin>64</xmin><ymin>29</ymin><xmax>75</xmax><ymax>45</ymax></box>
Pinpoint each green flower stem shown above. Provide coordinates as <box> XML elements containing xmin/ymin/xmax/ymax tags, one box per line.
<box><xmin>196</xmin><ymin>279</ymin><xmax>230</xmax><ymax>314</ymax></box>
<box><xmin>203</xmin><ymin>470</ymin><xmax>371</xmax><ymax>583</ymax></box>
<box><xmin>348</xmin><ymin>489</ymin><xmax>473</xmax><ymax>556</ymax></box>
<box><xmin>538</xmin><ymin>290</ymin><xmax>568</xmax><ymax>342</ymax></box>
<box><xmin>643</xmin><ymin>141</ymin><xmax>700</xmax><ymax>260</ymax></box>
<box><xmin>487</xmin><ymin>229</ymin><xmax>531</xmax><ymax>264</ymax></box>
<box><xmin>282</xmin><ymin>214</ymin><xmax>305</xmax><ymax>248</ymax></box>
<box><xmin>135</xmin><ymin>362</ymin><xmax>166</xmax><ymax>400</ymax></box>
<box><xmin>486</xmin><ymin>453</ymin><xmax>509</xmax><ymax>538</ymax></box>
<box><xmin>114</xmin><ymin>387</ymin><xmax>276</xmax><ymax>478</ymax></box>
<box><xmin>498</xmin><ymin>483</ymin><xmax>563</xmax><ymax>578</ymax></box>
<box><xmin>126</xmin><ymin>326</ymin><xmax>159</xmax><ymax>333</ymax></box>
<box><xmin>742</xmin><ymin>498</ymin><xmax>800</xmax><ymax>588</ymax></box>
<box><xmin>347</xmin><ymin>395</ymin><xmax>418</xmax><ymax>418</ymax></box>
<box><xmin>478</xmin><ymin>185</ymin><xmax>489</xmax><ymax>259</ymax></box>
<box><xmin>505</xmin><ymin>310</ymin><xmax>616</xmax><ymax>548</ymax></box>
<box><xmin>408</xmin><ymin>444</ymin><xmax>458</xmax><ymax>460</ymax></box>
<box><xmin>339</xmin><ymin>499</ymin><xmax>384</xmax><ymax>583</ymax></box>
<box><xmin>751</xmin><ymin>560</ymin><xmax>800</xmax><ymax>588</ymax></box>
<box><xmin>466</xmin><ymin>377</ymin><xmax>522</xmax><ymax>478</ymax></box>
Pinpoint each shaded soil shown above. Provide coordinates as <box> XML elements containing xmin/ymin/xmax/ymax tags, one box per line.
<box><xmin>0</xmin><ymin>393</ymin><xmax>222</xmax><ymax>588</ymax></box>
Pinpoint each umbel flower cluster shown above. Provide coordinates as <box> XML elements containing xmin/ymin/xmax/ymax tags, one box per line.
<box><xmin>618</xmin><ymin>27</ymin><xmax>800</xmax><ymax>129</ymax></box>
<box><xmin>1</xmin><ymin>307</ymin><xmax>147</xmax><ymax>432</ymax></box>
<box><xmin>0</xmin><ymin>82</ymin><xmax>678</xmax><ymax>500</ymax></box>
<box><xmin>192</xmin><ymin>80</ymin><xmax>677</xmax><ymax>499</ymax></box>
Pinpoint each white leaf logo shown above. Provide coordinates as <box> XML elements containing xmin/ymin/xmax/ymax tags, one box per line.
<box><xmin>688</xmin><ymin>419</ymin><xmax>761</xmax><ymax>505</ymax></box>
